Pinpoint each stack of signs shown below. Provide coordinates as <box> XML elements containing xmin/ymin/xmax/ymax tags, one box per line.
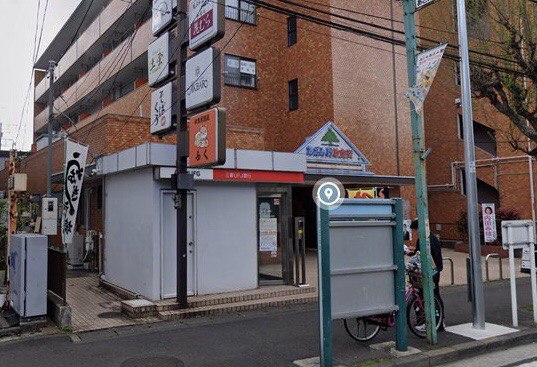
<box><xmin>149</xmin><ymin>0</ymin><xmax>174</xmax><ymax>135</ymax></box>
<box><xmin>405</xmin><ymin>43</ymin><xmax>447</xmax><ymax>114</ymax></box>
<box><xmin>416</xmin><ymin>0</ymin><xmax>439</xmax><ymax>9</ymax></box>
<box><xmin>186</xmin><ymin>0</ymin><xmax>227</xmax><ymax>168</ymax></box>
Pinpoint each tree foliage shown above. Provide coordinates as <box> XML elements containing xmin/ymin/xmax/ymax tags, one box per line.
<box><xmin>469</xmin><ymin>0</ymin><xmax>537</xmax><ymax>155</ymax></box>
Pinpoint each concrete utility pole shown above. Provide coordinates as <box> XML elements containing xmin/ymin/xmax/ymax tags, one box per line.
<box><xmin>176</xmin><ymin>0</ymin><xmax>189</xmax><ymax>309</ymax></box>
<box><xmin>456</xmin><ymin>0</ymin><xmax>486</xmax><ymax>329</ymax></box>
<box><xmin>402</xmin><ymin>0</ymin><xmax>438</xmax><ymax>344</ymax></box>
<box><xmin>47</xmin><ymin>61</ymin><xmax>56</xmax><ymax>197</ymax></box>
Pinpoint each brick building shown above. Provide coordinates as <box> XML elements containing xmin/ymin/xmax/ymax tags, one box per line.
<box><xmin>11</xmin><ymin>0</ymin><xmax>421</xmax><ymax>296</ymax></box>
<box><xmin>419</xmin><ymin>0</ymin><xmax>537</xmax><ymax>243</ymax></box>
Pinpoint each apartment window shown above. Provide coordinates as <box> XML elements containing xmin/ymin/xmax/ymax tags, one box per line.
<box><xmin>454</xmin><ymin>62</ymin><xmax>461</xmax><ymax>86</ymax></box>
<box><xmin>288</xmin><ymin>79</ymin><xmax>299</xmax><ymax>111</ymax></box>
<box><xmin>224</xmin><ymin>55</ymin><xmax>257</xmax><ymax>88</ymax></box>
<box><xmin>457</xmin><ymin>114</ymin><xmax>497</xmax><ymax>155</ymax></box>
<box><xmin>287</xmin><ymin>16</ymin><xmax>297</xmax><ymax>46</ymax></box>
<box><xmin>225</xmin><ymin>0</ymin><xmax>256</xmax><ymax>24</ymax></box>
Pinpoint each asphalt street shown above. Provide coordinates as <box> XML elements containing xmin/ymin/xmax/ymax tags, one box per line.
<box><xmin>0</xmin><ymin>278</ymin><xmax>535</xmax><ymax>367</ymax></box>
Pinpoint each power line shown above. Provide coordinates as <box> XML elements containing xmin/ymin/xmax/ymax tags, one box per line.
<box><xmin>15</xmin><ymin>0</ymin><xmax>50</xmax><ymax>149</ymax></box>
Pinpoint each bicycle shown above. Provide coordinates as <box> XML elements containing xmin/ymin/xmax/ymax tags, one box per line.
<box><xmin>344</xmin><ymin>260</ymin><xmax>444</xmax><ymax>341</ymax></box>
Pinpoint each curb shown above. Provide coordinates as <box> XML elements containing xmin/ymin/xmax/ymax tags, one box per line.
<box><xmin>363</xmin><ymin>328</ymin><xmax>537</xmax><ymax>367</ymax></box>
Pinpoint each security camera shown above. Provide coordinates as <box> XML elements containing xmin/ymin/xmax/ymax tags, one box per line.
<box><xmin>455</xmin><ymin>98</ymin><xmax>462</xmax><ymax>108</ymax></box>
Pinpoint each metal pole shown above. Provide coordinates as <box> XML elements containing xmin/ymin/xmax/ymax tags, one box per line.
<box><xmin>456</xmin><ymin>0</ymin><xmax>486</xmax><ymax>329</ymax></box>
<box><xmin>529</xmin><ymin>242</ymin><xmax>537</xmax><ymax>324</ymax></box>
<box><xmin>402</xmin><ymin>0</ymin><xmax>437</xmax><ymax>344</ymax></box>
<box><xmin>47</xmin><ymin>61</ymin><xmax>56</xmax><ymax>197</ymax></box>
<box><xmin>317</xmin><ymin>207</ymin><xmax>333</xmax><ymax>367</ymax></box>
<box><xmin>393</xmin><ymin>199</ymin><xmax>408</xmax><ymax>352</ymax></box>
<box><xmin>176</xmin><ymin>0</ymin><xmax>188</xmax><ymax>309</ymax></box>
<box><xmin>509</xmin><ymin>246</ymin><xmax>518</xmax><ymax>327</ymax></box>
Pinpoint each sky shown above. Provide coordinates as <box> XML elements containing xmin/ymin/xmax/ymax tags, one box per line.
<box><xmin>0</xmin><ymin>0</ymin><xmax>82</xmax><ymax>151</ymax></box>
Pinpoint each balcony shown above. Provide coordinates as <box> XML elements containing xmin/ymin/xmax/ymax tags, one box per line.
<box><xmin>34</xmin><ymin>20</ymin><xmax>153</xmax><ymax>134</ymax></box>
<box><xmin>34</xmin><ymin>0</ymin><xmax>150</xmax><ymax>103</ymax></box>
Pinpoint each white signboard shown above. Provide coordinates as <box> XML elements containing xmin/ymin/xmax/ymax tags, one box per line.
<box><xmin>482</xmin><ymin>203</ymin><xmax>497</xmax><ymax>243</ymax></box>
<box><xmin>259</xmin><ymin>217</ymin><xmax>278</xmax><ymax>253</ymax></box>
<box><xmin>405</xmin><ymin>43</ymin><xmax>447</xmax><ymax>114</ymax></box>
<box><xmin>189</xmin><ymin>0</ymin><xmax>225</xmax><ymax>51</ymax></box>
<box><xmin>152</xmin><ymin>0</ymin><xmax>173</xmax><ymax>35</ymax></box>
<box><xmin>62</xmin><ymin>139</ymin><xmax>89</xmax><ymax>245</ymax></box>
<box><xmin>240</xmin><ymin>60</ymin><xmax>256</xmax><ymax>75</ymax></box>
<box><xmin>148</xmin><ymin>32</ymin><xmax>169</xmax><ymax>86</ymax></box>
<box><xmin>151</xmin><ymin>82</ymin><xmax>173</xmax><ymax>135</ymax></box>
<box><xmin>186</xmin><ymin>47</ymin><xmax>221</xmax><ymax>110</ymax></box>
<box><xmin>416</xmin><ymin>0</ymin><xmax>439</xmax><ymax>8</ymax></box>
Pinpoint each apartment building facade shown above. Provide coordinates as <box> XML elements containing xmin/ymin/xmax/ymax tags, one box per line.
<box><xmin>420</xmin><ymin>0</ymin><xmax>537</xmax><ymax>242</ymax></box>
<box><xmin>8</xmin><ymin>0</ymin><xmax>421</xmax><ymax>298</ymax></box>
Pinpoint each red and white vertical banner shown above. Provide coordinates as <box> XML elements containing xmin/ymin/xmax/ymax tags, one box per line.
<box><xmin>482</xmin><ymin>203</ymin><xmax>497</xmax><ymax>243</ymax></box>
<box><xmin>62</xmin><ymin>139</ymin><xmax>89</xmax><ymax>245</ymax></box>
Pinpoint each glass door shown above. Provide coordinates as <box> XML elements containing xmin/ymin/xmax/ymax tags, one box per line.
<box><xmin>258</xmin><ymin>194</ymin><xmax>287</xmax><ymax>284</ymax></box>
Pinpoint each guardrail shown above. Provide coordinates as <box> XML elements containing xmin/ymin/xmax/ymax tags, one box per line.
<box><xmin>485</xmin><ymin>253</ymin><xmax>503</xmax><ymax>282</ymax></box>
<box><xmin>443</xmin><ymin>257</ymin><xmax>454</xmax><ymax>285</ymax></box>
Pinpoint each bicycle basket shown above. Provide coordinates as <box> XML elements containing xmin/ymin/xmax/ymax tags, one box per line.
<box><xmin>408</xmin><ymin>270</ymin><xmax>423</xmax><ymax>288</ymax></box>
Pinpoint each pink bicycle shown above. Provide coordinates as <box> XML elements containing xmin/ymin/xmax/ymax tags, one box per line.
<box><xmin>344</xmin><ymin>263</ymin><xmax>444</xmax><ymax>341</ymax></box>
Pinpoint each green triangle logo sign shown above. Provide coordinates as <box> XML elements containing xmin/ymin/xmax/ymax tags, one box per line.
<box><xmin>320</xmin><ymin>129</ymin><xmax>339</xmax><ymax>146</ymax></box>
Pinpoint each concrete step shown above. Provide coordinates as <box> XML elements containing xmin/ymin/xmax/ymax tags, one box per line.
<box><xmin>156</xmin><ymin>285</ymin><xmax>316</xmax><ymax>312</ymax></box>
<box><xmin>158</xmin><ymin>292</ymin><xmax>318</xmax><ymax>321</ymax></box>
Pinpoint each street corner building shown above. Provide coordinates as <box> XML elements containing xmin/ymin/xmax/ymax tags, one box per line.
<box><xmin>5</xmin><ymin>0</ymin><xmax>423</xmax><ymax>300</ymax></box>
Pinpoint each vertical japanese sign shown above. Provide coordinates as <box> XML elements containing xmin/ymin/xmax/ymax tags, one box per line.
<box><xmin>152</xmin><ymin>0</ymin><xmax>173</xmax><ymax>35</ymax></box>
<box><xmin>482</xmin><ymin>203</ymin><xmax>497</xmax><ymax>243</ymax></box>
<box><xmin>151</xmin><ymin>82</ymin><xmax>173</xmax><ymax>134</ymax></box>
<box><xmin>189</xmin><ymin>0</ymin><xmax>225</xmax><ymax>51</ymax></box>
<box><xmin>62</xmin><ymin>139</ymin><xmax>89</xmax><ymax>245</ymax></box>
<box><xmin>405</xmin><ymin>43</ymin><xmax>447</xmax><ymax>114</ymax></box>
<box><xmin>416</xmin><ymin>0</ymin><xmax>439</xmax><ymax>9</ymax></box>
<box><xmin>188</xmin><ymin>107</ymin><xmax>226</xmax><ymax>167</ymax></box>
<box><xmin>185</xmin><ymin>47</ymin><xmax>221</xmax><ymax>110</ymax></box>
<box><xmin>148</xmin><ymin>32</ymin><xmax>169</xmax><ymax>86</ymax></box>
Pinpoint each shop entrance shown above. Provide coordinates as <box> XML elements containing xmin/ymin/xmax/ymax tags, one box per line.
<box><xmin>257</xmin><ymin>191</ymin><xmax>292</xmax><ymax>285</ymax></box>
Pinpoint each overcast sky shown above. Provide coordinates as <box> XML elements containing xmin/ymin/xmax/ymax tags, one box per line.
<box><xmin>0</xmin><ymin>0</ymin><xmax>81</xmax><ymax>151</ymax></box>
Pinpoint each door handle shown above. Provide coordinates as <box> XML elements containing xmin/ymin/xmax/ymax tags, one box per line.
<box><xmin>188</xmin><ymin>242</ymin><xmax>194</xmax><ymax>246</ymax></box>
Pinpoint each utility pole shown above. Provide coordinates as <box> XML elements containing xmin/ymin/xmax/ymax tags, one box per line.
<box><xmin>47</xmin><ymin>61</ymin><xmax>56</xmax><ymax>197</ymax></box>
<box><xmin>456</xmin><ymin>0</ymin><xmax>486</xmax><ymax>329</ymax></box>
<box><xmin>4</xmin><ymin>149</ymin><xmax>18</xmax><ymax>308</ymax></box>
<box><xmin>402</xmin><ymin>0</ymin><xmax>438</xmax><ymax>344</ymax></box>
<box><xmin>176</xmin><ymin>0</ymin><xmax>189</xmax><ymax>309</ymax></box>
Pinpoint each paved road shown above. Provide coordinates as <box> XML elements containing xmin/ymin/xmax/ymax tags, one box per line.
<box><xmin>0</xmin><ymin>279</ymin><xmax>535</xmax><ymax>367</ymax></box>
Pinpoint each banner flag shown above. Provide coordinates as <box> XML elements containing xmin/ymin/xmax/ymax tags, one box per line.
<box><xmin>62</xmin><ymin>139</ymin><xmax>89</xmax><ymax>245</ymax></box>
<box><xmin>405</xmin><ymin>43</ymin><xmax>447</xmax><ymax>114</ymax></box>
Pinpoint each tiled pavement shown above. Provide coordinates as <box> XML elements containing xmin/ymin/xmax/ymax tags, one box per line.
<box><xmin>66</xmin><ymin>272</ymin><xmax>158</xmax><ymax>332</ymax></box>
<box><xmin>66</xmin><ymin>249</ymin><xmax>527</xmax><ymax>332</ymax></box>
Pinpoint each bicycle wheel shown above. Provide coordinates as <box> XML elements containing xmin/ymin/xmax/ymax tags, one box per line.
<box><xmin>406</xmin><ymin>294</ymin><xmax>444</xmax><ymax>338</ymax></box>
<box><xmin>343</xmin><ymin>318</ymin><xmax>381</xmax><ymax>342</ymax></box>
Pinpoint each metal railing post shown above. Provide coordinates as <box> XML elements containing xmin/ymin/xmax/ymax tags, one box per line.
<box><xmin>443</xmin><ymin>257</ymin><xmax>454</xmax><ymax>285</ymax></box>
<box><xmin>485</xmin><ymin>253</ymin><xmax>503</xmax><ymax>282</ymax></box>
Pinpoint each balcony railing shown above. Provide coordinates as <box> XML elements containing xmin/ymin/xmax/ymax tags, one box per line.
<box><xmin>34</xmin><ymin>0</ymin><xmax>138</xmax><ymax>102</ymax></box>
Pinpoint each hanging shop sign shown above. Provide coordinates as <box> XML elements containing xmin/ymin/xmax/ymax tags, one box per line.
<box><xmin>185</xmin><ymin>47</ymin><xmax>221</xmax><ymax>110</ymax></box>
<box><xmin>482</xmin><ymin>203</ymin><xmax>497</xmax><ymax>243</ymax></box>
<box><xmin>62</xmin><ymin>139</ymin><xmax>89</xmax><ymax>245</ymax></box>
<box><xmin>188</xmin><ymin>0</ymin><xmax>225</xmax><ymax>51</ymax></box>
<box><xmin>294</xmin><ymin>121</ymin><xmax>372</xmax><ymax>175</ymax></box>
<box><xmin>405</xmin><ymin>43</ymin><xmax>447</xmax><ymax>114</ymax></box>
<box><xmin>152</xmin><ymin>0</ymin><xmax>173</xmax><ymax>35</ymax></box>
<box><xmin>416</xmin><ymin>0</ymin><xmax>439</xmax><ymax>9</ymax></box>
<box><xmin>148</xmin><ymin>32</ymin><xmax>170</xmax><ymax>86</ymax></box>
<box><xmin>188</xmin><ymin>107</ymin><xmax>226</xmax><ymax>167</ymax></box>
<box><xmin>151</xmin><ymin>82</ymin><xmax>173</xmax><ymax>135</ymax></box>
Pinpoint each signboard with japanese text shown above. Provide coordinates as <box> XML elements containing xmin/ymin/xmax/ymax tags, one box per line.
<box><xmin>482</xmin><ymin>203</ymin><xmax>497</xmax><ymax>243</ymax></box>
<box><xmin>294</xmin><ymin>121</ymin><xmax>372</xmax><ymax>175</ymax></box>
<box><xmin>188</xmin><ymin>107</ymin><xmax>226</xmax><ymax>167</ymax></box>
<box><xmin>152</xmin><ymin>0</ymin><xmax>173</xmax><ymax>35</ymax></box>
<box><xmin>185</xmin><ymin>47</ymin><xmax>221</xmax><ymax>110</ymax></box>
<box><xmin>416</xmin><ymin>0</ymin><xmax>439</xmax><ymax>9</ymax></box>
<box><xmin>189</xmin><ymin>0</ymin><xmax>225</xmax><ymax>51</ymax></box>
<box><xmin>148</xmin><ymin>32</ymin><xmax>169</xmax><ymax>86</ymax></box>
<box><xmin>405</xmin><ymin>43</ymin><xmax>447</xmax><ymax>114</ymax></box>
<box><xmin>62</xmin><ymin>139</ymin><xmax>89</xmax><ymax>245</ymax></box>
<box><xmin>240</xmin><ymin>60</ymin><xmax>256</xmax><ymax>75</ymax></box>
<box><xmin>151</xmin><ymin>82</ymin><xmax>173</xmax><ymax>135</ymax></box>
